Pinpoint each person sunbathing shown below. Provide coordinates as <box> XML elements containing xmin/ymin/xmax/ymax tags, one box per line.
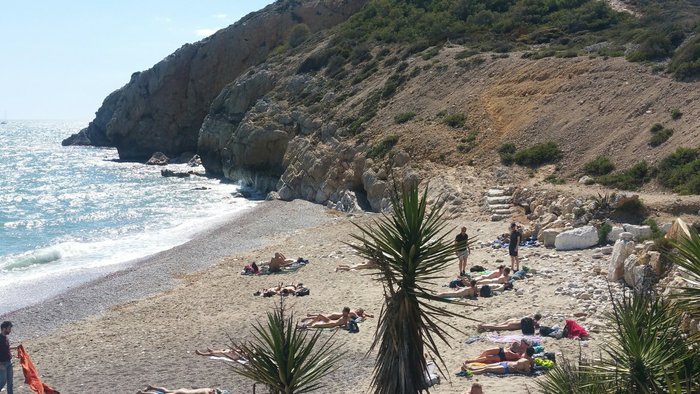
<box><xmin>462</xmin><ymin>342</ymin><xmax>527</xmax><ymax>364</ymax></box>
<box><xmin>303</xmin><ymin>308</ymin><xmax>373</xmax><ymax>322</ymax></box>
<box><xmin>474</xmin><ymin>265</ymin><xmax>505</xmax><ymax>281</ymax></box>
<box><xmin>298</xmin><ymin>307</ymin><xmax>352</xmax><ymax>329</ymax></box>
<box><xmin>477</xmin><ymin>313</ymin><xmax>541</xmax><ymax>332</ymax></box>
<box><xmin>137</xmin><ymin>385</ymin><xmax>227</xmax><ymax>394</ymax></box>
<box><xmin>254</xmin><ymin>282</ymin><xmax>304</xmax><ymax>297</ymax></box>
<box><xmin>195</xmin><ymin>346</ymin><xmax>245</xmax><ymax>361</ymax></box>
<box><xmin>335</xmin><ymin>260</ymin><xmax>378</xmax><ymax>272</ymax></box>
<box><xmin>435</xmin><ymin>280</ymin><xmax>478</xmax><ymax>299</ymax></box>
<box><xmin>466</xmin><ymin>347</ymin><xmax>535</xmax><ymax>375</ymax></box>
<box><xmin>269</xmin><ymin>252</ymin><xmax>295</xmax><ymax>272</ymax></box>
<box><xmin>476</xmin><ymin>267</ymin><xmax>511</xmax><ymax>285</ymax></box>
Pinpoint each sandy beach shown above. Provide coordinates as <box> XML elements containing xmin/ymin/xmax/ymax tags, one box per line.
<box><xmin>4</xmin><ymin>198</ymin><xmax>607</xmax><ymax>393</ymax></box>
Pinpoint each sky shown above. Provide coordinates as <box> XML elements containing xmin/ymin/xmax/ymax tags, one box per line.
<box><xmin>0</xmin><ymin>1</ymin><xmax>275</xmax><ymax>120</ymax></box>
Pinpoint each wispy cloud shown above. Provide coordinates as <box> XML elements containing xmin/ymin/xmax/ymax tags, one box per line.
<box><xmin>194</xmin><ymin>28</ymin><xmax>217</xmax><ymax>37</ymax></box>
<box><xmin>154</xmin><ymin>16</ymin><xmax>172</xmax><ymax>23</ymax></box>
<box><xmin>212</xmin><ymin>13</ymin><xmax>228</xmax><ymax>19</ymax></box>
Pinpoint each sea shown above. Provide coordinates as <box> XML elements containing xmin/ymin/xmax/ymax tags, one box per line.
<box><xmin>0</xmin><ymin>120</ymin><xmax>256</xmax><ymax>314</ymax></box>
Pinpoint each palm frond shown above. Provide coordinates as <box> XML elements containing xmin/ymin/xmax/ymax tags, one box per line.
<box><xmin>669</xmin><ymin>228</ymin><xmax>700</xmax><ymax>319</ymax></box>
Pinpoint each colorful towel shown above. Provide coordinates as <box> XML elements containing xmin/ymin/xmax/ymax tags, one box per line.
<box><xmin>17</xmin><ymin>345</ymin><xmax>60</xmax><ymax>394</ymax></box>
<box><xmin>487</xmin><ymin>334</ymin><xmax>542</xmax><ymax>344</ymax></box>
<box><xmin>565</xmin><ymin>319</ymin><xmax>589</xmax><ymax>339</ymax></box>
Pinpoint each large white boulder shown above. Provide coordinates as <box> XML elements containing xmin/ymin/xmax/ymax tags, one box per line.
<box><xmin>542</xmin><ymin>229</ymin><xmax>562</xmax><ymax>248</ymax></box>
<box><xmin>623</xmin><ymin>254</ymin><xmax>639</xmax><ymax>287</ymax></box>
<box><xmin>607</xmin><ymin>238</ymin><xmax>636</xmax><ymax>282</ymax></box>
<box><xmin>554</xmin><ymin>226</ymin><xmax>599</xmax><ymax>251</ymax></box>
<box><xmin>623</xmin><ymin>224</ymin><xmax>653</xmax><ymax>241</ymax></box>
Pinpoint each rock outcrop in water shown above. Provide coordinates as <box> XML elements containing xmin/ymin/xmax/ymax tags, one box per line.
<box><xmin>62</xmin><ymin>0</ymin><xmax>367</xmax><ymax>161</ymax></box>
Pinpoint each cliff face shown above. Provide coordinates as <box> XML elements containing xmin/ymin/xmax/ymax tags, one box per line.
<box><xmin>62</xmin><ymin>0</ymin><xmax>367</xmax><ymax>160</ymax></box>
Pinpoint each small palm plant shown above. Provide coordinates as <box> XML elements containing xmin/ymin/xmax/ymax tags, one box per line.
<box><xmin>348</xmin><ymin>182</ymin><xmax>476</xmax><ymax>393</ymax></box>
<box><xmin>670</xmin><ymin>229</ymin><xmax>700</xmax><ymax>319</ymax></box>
<box><xmin>232</xmin><ymin>300</ymin><xmax>342</xmax><ymax>394</ymax></box>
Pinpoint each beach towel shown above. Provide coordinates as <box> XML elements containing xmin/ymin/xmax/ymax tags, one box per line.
<box><xmin>424</xmin><ymin>361</ymin><xmax>440</xmax><ymax>387</ymax></box>
<box><xmin>17</xmin><ymin>344</ymin><xmax>60</xmax><ymax>394</ymax></box>
<box><xmin>209</xmin><ymin>356</ymin><xmax>248</xmax><ymax>365</ymax></box>
<box><xmin>464</xmin><ymin>335</ymin><xmax>482</xmax><ymax>344</ymax></box>
<box><xmin>487</xmin><ymin>334</ymin><xmax>542</xmax><ymax>344</ymax></box>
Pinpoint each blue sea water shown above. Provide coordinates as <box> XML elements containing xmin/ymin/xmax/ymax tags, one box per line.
<box><xmin>0</xmin><ymin>120</ymin><xmax>255</xmax><ymax>314</ymax></box>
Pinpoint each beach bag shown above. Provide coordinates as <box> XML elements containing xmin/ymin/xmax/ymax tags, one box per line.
<box><xmin>347</xmin><ymin>319</ymin><xmax>360</xmax><ymax>333</ymax></box>
<box><xmin>470</xmin><ymin>265</ymin><xmax>486</xmax><ymax>272</ymax></box>
<box><xmin>449</xmin><ymin>279</ymin><xmax>465</xmax><ymax>289</ymax></box>
<box><xmin>295</xmin><ymin>287</ymin><xmax>310</xmax><ymax>297</ymax></box>
<box><xmin>539</xmin><ymin>325</ymin><xmax>554</xmax><ymax>336</ymax></box>
<box><xmin>521</xmin><ymin>317</ymin><xmax>535</xmax><ymax>335</ymax></box>
<box><xmin>479</xmin><ymin>285</ymin><xmax>493</xmax><ymax>298</ymax></box>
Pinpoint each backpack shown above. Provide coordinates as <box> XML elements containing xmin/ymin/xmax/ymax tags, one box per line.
<box><xmin>521</xmin><ymin>317</ymin><xmax>535</xmax><ymax>335</ymax></box>
<box><xmin>449</xmin><ymin>279</ymin><xmax>465</xmax><ymax>289</ymax></box>
<box><xmin>347</xmin><ymin>319</ymin><xmax>360</xmax><ymax>333</ymax></box>
<box><xmin>295</xmin><ymin>287</ymin><xmax>310</xmax><ymax>297</ymax></box>
<box><xmin>479</xmin><ymin>285</ymin><xmax>493</xmax><ymax>298</ymax></box>
<box><xmin>470</xmin><ymin>265</ymin><xmax>486</xmax><ymax>272</ymax></box>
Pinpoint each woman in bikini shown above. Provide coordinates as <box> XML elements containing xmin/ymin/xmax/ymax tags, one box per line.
<box><xmin>465</xmin><ymin>347</ymin><xmax>534</xmax><ymax>375</ymax></box>
<box><xmin>435</xmin><ymin>280</ymin><xmax>478</xmax><ymax>299</ymax></box>
<box><xmin>335</xmin><ymin>260</ymin><xmax>378</xmax><ymax>272</ymax></box>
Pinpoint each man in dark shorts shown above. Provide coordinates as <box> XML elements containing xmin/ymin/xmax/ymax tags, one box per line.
<box><xmin>0</xmin><ymin>321</ymin><xmax>16</xmax><ymax>394</ymax></box>
<box><xmin>455</xmin><ymin>227</ymin><xmax>471</xmax><ymax>276</ymax></box>
<box><xmin>509</xmin><ymin>223</ymin><xmax>522</xmax><ymax>271</ymax></box>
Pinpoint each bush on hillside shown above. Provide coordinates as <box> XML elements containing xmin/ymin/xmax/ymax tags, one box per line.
<box><xmin>443</xmin><ymin>113</ymin><xmax>465</xmax><ymax>128</ymax></box>
<box><xmin>656</xmin><ymin>147</ymin><xmax>700</xmax><ymax>195</ymax></box>
<box><xmin>669</xmin><ymin>35</ymin><xmax>700</xmax><ymax>81</ymax></box>
<box><xmin>498</xmin><ymin>143</ymin><xmax>517</xmax><ymax>165</ymax></box>
<box><xmin>584</xmin><ymin>156</ymin><xmax>615</xmax><ymax>176</ymax></box>
<box><xmin>671</xmin><ymin>108</ymin><xmax>683</xmax><ymax>120</ymax></box>
<box><xmin>394</xmin><ymin>112</ymin><xmax>416</xmax><ymax>124</ymax></box>
<box><xmin>288</xmin><ymin>24</ymin><xmax>311</xmax><ymax>48</ymax></box>
<box><xmin>649</xmin><ymin>128</ymin><xmax>674</xmax><ymax>147</ymax></box>
<box><xmin>596</xmin><ymin>161</ymin><xmax>652</xmax><ymax>191</ymax></box>
<box><xmin>367</xmin><ymin>135</ymin><xmax>399</xmax><ymax>159</ymax></box>
<box><xmin>513</xmin><ymin>142</ymin><xmax>563</xmax><ymax>167</ymax></box>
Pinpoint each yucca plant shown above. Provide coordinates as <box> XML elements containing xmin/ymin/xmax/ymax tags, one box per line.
<box><xmin>231</xmin><ymin>300</ymin><xmax>342</xmax><ymax>394</ymax></box>
<box><xmin>348</xmin><ymin>182</ymin><xmax>476</xmax><ymax>393</ymax></box>
<box><xmin>670</xmin><ymin>228</ymin><xmax>700</xmax><ymax>319</ymax></box>
<box><xmin>537</xmin><ymin>356</ymin><xmax>607</xmax><ymax>394</ymax></box>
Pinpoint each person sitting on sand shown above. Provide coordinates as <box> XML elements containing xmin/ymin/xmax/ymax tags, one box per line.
<box><xmin>474</xmin><ymin>265</ymin><xmax>505</xmax><ymax>281</ymax></box>
<box><xmin>435</xmin><ymin>280</ymin><xmax>478</xmax><ymax>299</ymax></box>
<box><xmin>462</xmin><ymin>342</ymin><xmax>528</xmax><ymax>365</ymax></box>
<box><xmin>476</xmin><ymin>267</ymin><xmax>511</xmax><ymax>285</ymax></box>
<box><xmin>477</xmin><ymin>314</ymin><xmax>541</xmax><ymax>332</ymax></box>
<box><xmin>269</xmin><ymin>252</ymin><xmax>295</xmax><ymax>273</ymax></box>
<box><xmin>302</xmin><ymin>308</ymin><xmax>373</xmax><ymax>323</ymax></box>
<box><xmin>335</xmin><ymin>260</ymin><xmax>378</xmax><ymax>272</ymax></box>
<box><xmin>465</xmin><ymin>347</ymin><xmax>534</xmax><ymax>375</ymax></box>
<box><xmin>298</xmin><ymin>307</ymin><xmax>352</xmax><ymax>329</ymax></box>
<box><xmin>464</xmin><ymin>382</ymin><xmax>483</xmax><ymax>394</ymax></box>
<box><xmin>137</xmin><ymin>385</ymin><xmax>228</xmax><ymax>394</ymax></box>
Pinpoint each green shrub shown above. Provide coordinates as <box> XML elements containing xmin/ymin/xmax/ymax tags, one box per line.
<box><xmin>421</xmin><ymin>46</ymin><xmax>440</xmax><ymax>60</ymax></box>
<box><xmin>367</xmin><ymin>135</ymin><xmax>399</xmax><ymax>159</ymax></box>
<box><xmin>350</xmin><ymin>44</ymin><xmax>372</xmax><ymax>65</ymax></box>
<box><xmin>597</xmin><ymin>161</ymin><xmax>652</xmax><ymax>191</ymax></box>
<box><xmin>513</xmin><ymin>142</ymin><xmax>563</xmax><ymax>167</ymax></box>
<box><xmin>656</xmin><ymin>147</ymin><xmax>700</xmax><ymax>194</ymax></box>
<box><xmin>584</xmin><ymin>155</ymin><xmax>615</xmax><ymax>176</ymax></box>
<box><xmin>382</xmin><ymin>73</ymin><xmax>406</xmax><ymax>98</ymax></box>
<box><xmin>443</xmin><ymin>114</ymin><xmax>465</xmax><ymax>128</ymax></box>
<box><xmin>649</xmin><ymin>128</ymin><xmax>674</xmax><ymax>147</ymax></box>
<box><xmin>383</xmin><ymin>56</ymin><xmax>400</xmax><ymax>67</ymax></box>
<box><xmin>325</xmin><ymin>55</ymin><xmax>346</xmax><ymax>78</ymax></box>
<box><xmin>669</xmin><ymin>35</ymin><xmax>700</xmax><ymax>81</ymax></box>
<box><xmin>498</xmin><ymin>143</ymin><xmax>517</xmax><ymax>165</ymax></box>
<box><xmin>671</xmin><ymin>108</ymin><xmax>683</xmax><ymax>120</ymax></box>
<box><xmin>288</xmin><ymin>24</ymin><xmax>311</xmax><ymax>48</ymax></box>
<box><xmin>455</xmin><ymin>49</ymin><xmax>478</xmax><ymax>60</ymax></box>
<box><xmin>598</xmin><ymin>222</ymin><xmax>612</xmax><ymax>245</ymax></box>
<box><xmin>650</xmin><ymin>123</ymin><xmax>664</xmax><ymax>133</ymax></box>
<box><xmin>394</xmin><ymin>112</ymin><xmax>416</xmax><ymax>124</ymax></box>
<box><xmin>544</xmin><ymin>174</ymin><xmax>565</xmax><ymax>184</ymax></box>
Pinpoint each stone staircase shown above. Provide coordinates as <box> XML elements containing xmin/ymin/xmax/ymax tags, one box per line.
<box><xmin>484</xmin><ymin>187</ymin><xmax>514</xmax><ymax>221</ymax></box>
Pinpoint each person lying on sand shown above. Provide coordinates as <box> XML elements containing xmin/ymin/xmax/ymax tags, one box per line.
<box><xmin>477</xmin><ymin>314</ymin><xmax>541</xmax><ymax>332</ymax></box>
<box><xmin>302</xmin><ymin>308</ymin><xmax>373</xmax><ymax>322</ymax></box>
<box><xmin>435</xmin><ymin>280</ymin><xmax>478</xmax><ymax>299</ymax></box>
<box><xmin>195</xmin><ymin>346</ymin><xmax>245</xmax><ymax>361</ymax></box>
<box><xmin>335</xmin><ymin>260</ymin><xmax>378</xmax><ymax>272</ymax></box>
<box><xmin>269</xmin><ymin>253</ymin><xmax>295</xmax><ymax>273</ymax></box>
<box><xmin>476</xmin><ymin>267</ymin><xmax>511</xmax><ymax>285</ymax></box>
<box><xmin>137</xmin><ymin>385</ymin><xmax>228</xmax><ymax>394</ymax></box>
<box><xmin>462</xmin><ymin>342</ymin><xmax>528</xmax><ymax>364</ymax></box>
<box><xmin>465</xmin><ymin>347</ymin><xmax>534</xmax><ymax>375</ymax></box>
<box><xmin>474</xmin><ymin>265</ymin><xmax>505</xmax><ymax>281</ymax></box>
<box><xmin>298</xmin><ymin>307</ymin><xmax>351</xmax><ymax>329</ymax></box>
<box><xmin>254</xmin><ymin>283</ymin><xmax>306</xmax><ymax>297</ymax></box>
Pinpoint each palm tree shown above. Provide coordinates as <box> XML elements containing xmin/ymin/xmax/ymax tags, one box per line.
<box><xmin>348</xmin><ymin>182</ymin><xmax>476</xmax><ymax>393</ymax></box>
<box><xmin>670</xmin><ymin>229</ymin><xmax>700</xmax><ymax>319</ymax></box>
<box><xmin>231</xmin><ymin>299</ymin><xmax>342</xmax><ymax>394</ymax></box>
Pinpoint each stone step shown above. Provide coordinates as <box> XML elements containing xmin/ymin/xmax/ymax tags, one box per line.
<box><xmin>486</xmin><ymin>196</ymin><xmax>512</xmax><ymax>204</ymax></box>
<box><xmin>490</xmin><ymin>214</ymin><xmax>509</xmax><ymax>221</ymax></box>
<box><xmin>488</xmin><ymin>204</ymin><xmax>511</xmax><ymax>210</ymax></box>
<box><xmin>491</xmin><ymin>209</ymin><xmax>512</xmax><ymax>215</ymax></box>
<box><xmin>487</xmin><ymin>189</ymin><xmax>505</xmax><ymax>197</ymax></box>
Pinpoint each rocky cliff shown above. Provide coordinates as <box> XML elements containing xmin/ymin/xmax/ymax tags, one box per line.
<box><xmin>62</xmin><ymin>0</ymin><xmax>367</xmax><ymax>160</ymax></box>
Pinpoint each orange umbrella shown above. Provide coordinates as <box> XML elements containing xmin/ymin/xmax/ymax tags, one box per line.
<box><xmin>17</xmin><ymin>344</ymin><xmax>60</xmax><ymax>394</ymax></box>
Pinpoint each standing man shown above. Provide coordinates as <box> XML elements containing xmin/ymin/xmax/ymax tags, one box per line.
<box><xmin>509</xmin><ymin>223</ymin><xmax>522</xmax><ymax>272</ymax></box>
<box><xmin>0</xmin><ymin>321</ymin><xmax>16</xmax><ymax>394</ymax></box>
<box><xmin>455</xmin><ymin>226</ymin><xmax>471</xmax><ymax>276</ymax></box>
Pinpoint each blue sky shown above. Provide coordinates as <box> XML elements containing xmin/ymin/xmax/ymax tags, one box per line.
<box><xmin>0</xmin><ymin>1</ymin><xmax>275</xmax><ymax>120</ymax></box>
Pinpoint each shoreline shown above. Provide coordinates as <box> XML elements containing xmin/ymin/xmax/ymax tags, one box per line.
<box><xmin>3</xmin><ymin>199</ymin><xmax>335</xmax><ymax>342</ymax></box>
